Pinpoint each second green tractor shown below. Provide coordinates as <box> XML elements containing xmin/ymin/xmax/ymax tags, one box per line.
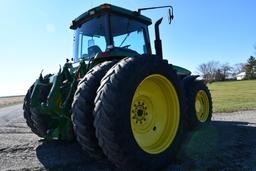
<box><xmin>23</xmin><ymin>4</ymin><xmax>212</xmax><ymax>171</ymax></box>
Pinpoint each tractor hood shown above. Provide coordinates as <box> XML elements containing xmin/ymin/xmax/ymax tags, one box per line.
<box><xmin>95</xmin><ymin>47</ymin><xmax>139</xmax><ymax>59</ymax></box>
<box><xmin>173</xmin><ymin>65</ymin><xmax>191</xmax><ymax>76</ymax></box>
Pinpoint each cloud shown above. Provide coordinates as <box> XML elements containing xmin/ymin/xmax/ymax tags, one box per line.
<box><xmin>46</xmin><ymin>24</ymin><xmax>56</xmax><ymax>33</ymax></box>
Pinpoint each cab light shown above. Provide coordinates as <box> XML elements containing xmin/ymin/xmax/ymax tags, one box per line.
<box><xmin>100</xmin><ymin>4</ymin><xmax>111</xmax><ymax>9</ymax></box>
<box><xmin>89</xmin><ymin>10</ymin><xmax>95</xmax><ymax>15</ymax></box>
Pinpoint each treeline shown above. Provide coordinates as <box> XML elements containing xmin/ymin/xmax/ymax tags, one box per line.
<box><xmin>197</xmin><ymin>56</ymin><xmax>256</xmax><ymax>82</ymax></box>
<box><xmin>244</xmin><ymin>56</ymin><xmax>256</xmax><ymax>79</ymax></box>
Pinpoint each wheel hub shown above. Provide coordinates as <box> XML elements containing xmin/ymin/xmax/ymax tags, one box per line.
<box><xmin>132</xmin><ymin>102</ymin><xmax>148</xmax><ymax>124</ymax></box>
<box><xmin>195</xmin><ymin>90</ymin><xmax>210</xmax><ymax>122</ymax></box>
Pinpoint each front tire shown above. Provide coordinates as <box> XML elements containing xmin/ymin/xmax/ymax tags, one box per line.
<box><xmin>186</xmin><ymin>81</ymin><xmax>212</xmax><ymax>130</ymax></box>
<box><xmin>94</xmin><ymin>56</ymin><xmax>185</xmax><ymax>171</ymax></box>
<box><xmin>23</xmin><ymin>85</ymin><xmax>47</xmax><ymax>137</ymax></box>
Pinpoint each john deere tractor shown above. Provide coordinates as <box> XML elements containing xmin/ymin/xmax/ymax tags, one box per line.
<box><xmin>23</xmin><ymin>4</ymin><xmax>212</xmax><ymax>170</ymax></box>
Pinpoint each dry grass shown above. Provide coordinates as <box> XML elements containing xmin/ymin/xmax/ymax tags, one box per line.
<box><xmin>0</xmin><ymin>96</ymin><xmax>24</xmax><ymax>108</ymax></box>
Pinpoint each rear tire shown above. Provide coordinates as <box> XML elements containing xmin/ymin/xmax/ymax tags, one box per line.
<box><xmin>185</xmin><ymin>81</ymin><xmax>212</xmax><ymax>130</ymax></box>
<box><xmin>94</xmin><ymin>56</ymin><xmax>185</xmax><ymax>171</ymax></box>
<box><xmin>72</xmin><ymin>61</ymin><xmax>116</xmax><ymax>159</ymax></box>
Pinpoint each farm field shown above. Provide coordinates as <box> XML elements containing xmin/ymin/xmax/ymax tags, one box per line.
<box><xmin>208</xmin><ymin>80</ymin><xmax>256</xmax><ymax>113</ymax></box>
<box><xmin>0</xmin><ymin>96</ymin><xmax>24</xmax><ymax>108</ymax></box>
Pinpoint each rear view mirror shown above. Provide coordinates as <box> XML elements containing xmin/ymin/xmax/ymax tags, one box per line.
<box><xmin>138</xmin><ymin>5</ymin><xmax>174</xmax><ymax>24</ymax></box>
<box><xmin>168</xmin><ymin>8</ymin><xmax>174</xmax><ymax>24</ymax></box>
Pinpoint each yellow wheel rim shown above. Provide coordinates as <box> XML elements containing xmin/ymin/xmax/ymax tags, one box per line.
<box><xmin>195</xmin><ymin>90</ymin><xmax>210</xmax><ymax>122</ymax></box>
<box><xmin>130</xmin><ymin>74</ymin><xmax>180</xmax><ymax>154</ymax></box>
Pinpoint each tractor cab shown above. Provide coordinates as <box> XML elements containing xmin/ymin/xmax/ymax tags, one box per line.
<box><xmin>70</xmin><ymin>4</ymin><xmax>152</xmax><ymax>63</ymax></box>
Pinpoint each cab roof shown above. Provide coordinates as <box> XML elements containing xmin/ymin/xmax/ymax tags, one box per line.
<box><xmin>70</xmin><ymin>4</ymin><xmax>152</xmax><ymax>30</ymax></box>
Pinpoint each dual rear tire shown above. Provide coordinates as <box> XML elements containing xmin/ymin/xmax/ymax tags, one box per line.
<box><xmin>72</xmin><ymin>61</ymin><xmax>116</xmax><ymax>159</ymax></box>
<box><xmin>72</xmin><ymin>56</ymin><xmax>185</xmax><ymax>170</ymax></box>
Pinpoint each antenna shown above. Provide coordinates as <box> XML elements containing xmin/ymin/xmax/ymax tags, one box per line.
<box><xmin>90</xmin><ymin>0</ymin><xmax>93</xmax><ymax>8</ymax></box>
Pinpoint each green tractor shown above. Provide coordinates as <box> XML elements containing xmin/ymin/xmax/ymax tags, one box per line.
<box><xmin>23</xmin><ymin>4</ymin><xmax>212</xmax><ymax>170</ymax></box>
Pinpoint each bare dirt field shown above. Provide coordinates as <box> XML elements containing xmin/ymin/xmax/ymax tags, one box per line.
<box><xmin>0</xmin><ymin>96</ymin><xmax>24</xmax><ymax>108</ymax></box>
<box><xmin>0</xmin><ymin>104</ymin><xmax>256</xmax><ymax>171</ymax></box>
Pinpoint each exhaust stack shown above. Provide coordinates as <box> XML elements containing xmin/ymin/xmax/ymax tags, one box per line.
<box><xmin>154</xmin><ymin>18</ymin><xmax>163</xmax><ymax>59</ymax></box>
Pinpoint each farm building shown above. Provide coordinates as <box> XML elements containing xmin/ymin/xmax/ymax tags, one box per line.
<box><xmin>236</xmin><ymin>72</ymin><xmax>246</xmax><ymax>80</ymax></box>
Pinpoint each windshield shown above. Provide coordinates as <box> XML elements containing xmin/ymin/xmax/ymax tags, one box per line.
<box><xmin>73</xmin><ymin>15</ymin><xmax>108</xmax><ymax>62</ymax></box>
<box><xmin>111</xmin><ymin>15</ymin><xmax>148</xmax><ymax>54</ymax></box>
<box><xmin>73</xmin><ymin>14</ymin><xmax>149</xmax><ymax>62</ymax></box>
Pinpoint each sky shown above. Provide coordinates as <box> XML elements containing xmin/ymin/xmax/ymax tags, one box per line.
<box><xmin>0</xmin><ymin>0</ymin><xmax>255</xmax><ymax>96</ymax></box>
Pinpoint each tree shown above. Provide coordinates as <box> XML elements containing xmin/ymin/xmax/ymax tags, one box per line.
<box><xmin>197</xmin><ymin>60</ymin><xmax>219</xmax><ymax>82</ymax></box>
<box><xmin>244</xmin><ymin>56</ymin><xmax>256</xmax><ymax>79</ymax></box>
<box><xmin>220</xmin><ymin>63</ymin><xmax>232</xmax><ymax>81</ymax></box>
<box><xmin>197</xmin><ymin>63</ymin><xmax>208</xmax><ymax>80</ymax></box>
<box><xmin>232</xmin><ymin>63</ymin><xmax>245</xmax><ymax>74</ymax></box>
<box><xmin>215</xmin><ymin>69</ymin><xmax>224</xmax><ymax>81</ymax></box>
<box><xmin>230</xmin><ymin>63</ymin><xmax>245</xmax><ymax>78</ymax></box>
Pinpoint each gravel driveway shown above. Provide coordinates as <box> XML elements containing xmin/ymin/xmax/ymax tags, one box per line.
<box><xmin>0</xmin><ymin>104</ymin><xmax>255</xmax><ymax>171</ymax></box>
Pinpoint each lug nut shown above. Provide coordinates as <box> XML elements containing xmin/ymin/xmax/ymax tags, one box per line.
<box><xmin>153</xmin><ymin>126</ymin><xmax>156</xmax><ymax>131</ymax></box>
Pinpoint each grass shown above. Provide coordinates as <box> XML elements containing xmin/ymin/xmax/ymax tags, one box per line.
<box><xmin>207</xmin><ymin>80</ymin><xmax>256</xmax><ymax>113</ymax></box>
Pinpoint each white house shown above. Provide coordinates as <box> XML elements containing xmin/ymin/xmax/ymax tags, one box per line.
<box><xmin>236</xmin><ymin>72</ymin><xmax>246</xmax><ymax>80</ymax></box>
